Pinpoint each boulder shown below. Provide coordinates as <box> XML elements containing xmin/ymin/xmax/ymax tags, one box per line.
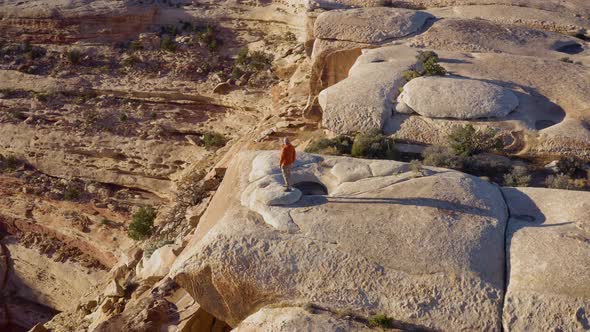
<box><xmin>397</xmin><ymin>76</ymin><xmax>519</xmax><ymax>119</ymax></box>
<box><xmin>104</xmin><ymin>281</ymin><xmax>124</xmax><ymax>298</ymax></box>
<box><xmin>173</xmin><ymin>151</ymin><xmax>509</xmax><ymax>330</ymax></box>
<box><xmin>314</xmin><ymin>8</ymin><xmax>433</xmax><ymax>44</ymax></box>
<box><xmin>139</xmin><ymin>245</ymin><xmax>178</xmax><ymax>282</ymax></box>
<box><xmin>502</xmin><ymin>187</ymin><xmax>590</xmax><ymax>331</ymax></box>
<box><xmin>409</xmin><ymin>18</ymin><xmax>583</xmax><ymax>56</ymax></box>
<box><xmin>319</xmin><ymin>45</ymin><xmax>419</xmax><ymax>134</ymax></box>
<box><xmin>234</xmin><ymin>307</ymin><xmax>375</xmax><ymax>331</ymax></box>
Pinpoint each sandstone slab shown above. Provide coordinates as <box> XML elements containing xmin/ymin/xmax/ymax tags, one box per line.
<box><xmin>502</xmin><ymin>187</ymin><xmax>590</xmax><ymax>331</ymax></box>
<box><xmin>173</xmin><ymin>151</ymin><xmax>509</xmax><ymax>330</ymax></box>
<box><xmin>397</xmin><ymin>76</ymin><xmax>519</xmax><ymax>119</ymax></box>
<box><xmin>314</xmin><ymin>8</ymin><xmax>433</xmax><ymax>44</ymax></box>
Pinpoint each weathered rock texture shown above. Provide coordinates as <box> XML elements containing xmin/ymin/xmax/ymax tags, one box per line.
<box><xmin>173</xmin><ymin>151</ymin><xmax>509</xmax><ymax>330</ymax></box>
<box><xmin>307</xmin><ymin>7</ymin><xmax>433</xmax><ymax>118</ymax></box>
<box><xmin>410</xmin><ymin>18</ymin><xmax>584</xmax><ymax>56</ymax></box>
<box><xmin>502</xmin><ymin>187</ymin><xmax>590</xmax><ymax>331</ymax></box>
<box><xmin>234</xmin><ymin>307</ymin><xmax>376</xmax><ymax>331</ymax></box>
<box><xmin>0</xmin><ymin>0</ymin><xmax>158</xmax><ymax>43</ymax></box>
<box><xmin>320</xmin><ymin>45</ymin><xmax>419</xmax><ymax>133</ymax></box>
<box><xmin>314</xmin><ymin>8</ymin><xmax>433</xmax><ymax>44</ymax></box>
<box><xmin>396</xmin><ymin>76</ymin><xmax>519</xmax><ymax>119</ymax></box>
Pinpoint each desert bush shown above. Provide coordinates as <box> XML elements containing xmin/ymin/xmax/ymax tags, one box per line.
<box><xmin>402</xmin><ymin>69</ymin><xmax>421</xmax><ymax>81</ymax></box>
<box><xmin>195</xmin><ymin>25</ymin><xmax>221</xmax><ymax>51</ymax></box>
<box><xmin>423</xmin><ymin>57</ymin><xmax>447</xmax><ymax>76</ymax></box>
<box><xmin>448</xmin><ymin>124</ymin><xmax>503</xmax><ymax>157</ymax></box>
<box><xmin>159</xmin><ymin>25</ymin><xmax>179</xmax><ymax>37</ymax></box>
<box><xmin>119</xmin><ymin>113</ymin><xmax>128</xmax><ymax>122</ymax></box>
<box><xmin>122</xmin><ymin>54</ymin><xmax>141</xmax><ymax>67</ymax></box>
<box><xmin>545</xmin><ymin>174</ymin><xmax>571</xmax><ymax>189</ymax></box>
<box><xmin>351</xmin><ymin>129</ymin><xmax>395</xmax><ymax>159</ymax></box>
<box><xmin>128</xmin><ymin>206</ymin><xmax>157</xmax><ymax>241</ymax></box>
<box><xmin>416</xmin><ymin>50</ymin><xmax>439</xmax><ymax>63</ymax></box>
<box><xmin>422</xmin><ymin>145</ymin><xmax>464</xmax><ymax>169</ymax></box>
<box><xmin>503</xmin><ymin>166</ymin><xmax>531</xmax><ymax>187</ymax></box>
<box><xmin>367</xmin><ymin>314</ymin><xmax>394</xmax><ymax>328</ymax></box>
<box><xmin>409</xmin><ymin>159</ymin><xmax>423</xmax><ymax>174</ymax></box>
<box><xmin>66</xmin><ymin>49</ymin><xmax>83</xmax><ymax>65</ymax></box>
<box><xmin>235</xmin><ymin>47</ymin><xmax>273</xmax><ymax>72</ymax></box>
<box><xmin>202</xmin><ymin>131</ymin><xmax>227</xmax><ymax>150</ymax></box>
<box><xmin>559</xmin><ymin>57</ymin><xmax>573</xmax><ymax>63</ymax></box>
<box><xmin>305</xmin><ymin>136</ymin><xmax>353</xmax><ymax>155</ymax></box>
<box><xmin>463</xmin><ymin>153</ymin><xmax>511</xmax><ymax>178</ymax></box>
<box><xmin>63</xmin><ymin>186</ymin><xmax>81</xmax><ymax>201</ymax></box>
<box><xmin>0</xmin><ymin>154</ymin><xmax>19</xmax><ymax>171</ymax></box>
<box><xmin>161</xmin><ymin>36</ymin><xmax>177</xmax><ymax>52</ymax></box>
<box><xmin>557</xmin><ymin>156</ymin><xmax>587</xmax><ymax>178</ymax></box>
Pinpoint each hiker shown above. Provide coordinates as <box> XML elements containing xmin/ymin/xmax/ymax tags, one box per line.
<box><xmin>279</xmin><ymin>137</ymin><xmax>296</xmax><ymax>191</ymax></box>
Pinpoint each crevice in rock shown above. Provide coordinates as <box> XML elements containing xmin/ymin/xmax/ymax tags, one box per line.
<box><xmin>497</xmin><ymin>185</ymin><xmax>512</xmax><ymax>332</ymax></box>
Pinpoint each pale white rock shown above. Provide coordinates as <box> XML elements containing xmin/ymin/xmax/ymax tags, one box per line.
<box><xmin>331</xmin><ymin>160</ymin><xmax>372</xmax><ymax>182</ymax></box>
<box><xmin>253</xmin><ymin>182</ymin><xmax>302</xmax><ymax>206</ymax></box>
<box><xmin>103</xmin><ymin>280</ymin><xmax>124</xmax><ymax>298</ymax></box>
<box><xmin>314</xmin><ymin>8</ymin><xmax>434</xmax><ymax>44</ymax></box>
<box><xmin>369</xmin><ymin>160</ymin><xmax>409</xmax><ymax>177</ymax></box>
<box><xmin>139</xmin><ymin>245</ymin><xmax>178</xmax><ymax>282</ymax></box>
<box><xmin>173</xmin><ymin>151</ymin><xmax>509</xmax><ymax>330</ymax></box>
<box><xmin>397</xmin><ymin>76</ymin><xmax>519</xmax><ymax>119</ymax></box>
<box><xmin>502</xmin><ymin>187</ymin><xmax>590</xmax><ymax>332</ymax></box>
<box><xmin>234</xmin><ymin>307</ymin><xmax>375</xmax><ymax>332</ymax></box>
<box><xmin>319</xmin><ymin>45</ymin><xmax>420</xmax><ymax>134</ymax></box>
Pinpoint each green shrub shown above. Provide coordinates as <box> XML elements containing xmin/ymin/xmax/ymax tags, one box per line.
<box><xmin>422</xmin><ymin>145</ymin><xmax>464</xmax><ymax>169</ymax></box>
<box><xmin>557</xmin><ymin>156</ymin><xmax>586</xmax><ymax>178</ymax></box>
<box><xmin>235</xmin><ymin>47</ymin><xmax>273</xmax><ymax>73</ymax></box>
<box><xmin>1</xmin><ymin>154</ymin><xmax>19</xmax><ymax>171</ymax></box>
<box><xmin>122</xmin><ymin>55</ymin><xmax>141</xmax><ymax>67</ymax></box>
<box><xmin>305</xmin><ymin>136</ymin><xmax>353</xmax><ymax>155</ymax></box>
<box><xmin>351</xmin><ymin>130</ymin><xmax>395</xmax><ymax>159</ymax></box>
<box><xmin>423</xmin><ymin>57</ymin><xmax>447</xmax><ymax>76</ymax></box>
<box><xmin>448</xmin><ymin>124</ymin><xmax>503</xmax><ymax>157</ymax></box>
<box><xmin>367</xmin><ymin>314</ymin><xmax>394</xmax><ymax>328</ymax></box>
<box><xmin>545</xmin><ymin>174</ymin><xmax>572</xmax><ymax>189</ymax></box>
<box><xmin>503</xmin><ymin>166</ymin><xmax>531</xmax><ymax>187</ymax></box>
<box><xmin>161</xmin><ymin>36</ymin><xmax>177</xmax><ymax>52</ymax></box>
<box><xmin>196</xmin><ymin>26</ymin><xmax>221</xmax><ymax>51</ymax></box>
<box><xmin>416</xmin><ymin>50</ymin><xmax>439</xmax><ymax>63</ymax></box>
<box><xmin>202</xmin><ymin>131</ymin><xmax>227</xmax><ymax>150</ymax></box>
<box><xmin>128</xmin><ymin>206</ymin><xmax>157</xmax><ymax>241</ymax></box>
<box><xmin>63</xmin><ymin>186</ymin><xmax>80</xmax><ymax>201</ymax></box>
<box><xmin>66</xmin><ymin>49</ymin><xmax>83</xmax><ymax>65</ymax></box>
<box><xmin>119</xmin><ymin>113</ymin><xmax>128</xmax><ymax>122</ymax></box>
<box><xmin>402</xmin><ymin>69</ymin><xmax>421</xmax><ymax>81</ymax></box>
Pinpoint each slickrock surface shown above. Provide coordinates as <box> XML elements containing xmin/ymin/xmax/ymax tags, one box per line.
<box><xmin>315</xmin><ymin>8</ymin><xmax>433</xmax><ymax>43</ymax></box>
<box><xmin>320</xmin><ymin>45</ymin><xmax>419</xmax><ymax>133</ymax></box>
<box><xmin>234</xmin><ymin>307</ymin><xmax>377</xmax><ymax>331</ymax></box>
<box><xmin>410</xmin><ymin>18</ymin><xmax>584</xmax><ymax>56</ymax></box>
<box><xmin>502</xmin><ymin>187</ymin><xmax>590</xmax><ymax>331</ymax></box>
<box><xmin>396</xmin><ymin>76</ymin><xmax>519</xmax><ymax>119</ymax></box>
<box><xmin>173</xmin><ymin>151</ymin><xmax>509</xmax><ymax>330</ymax></box>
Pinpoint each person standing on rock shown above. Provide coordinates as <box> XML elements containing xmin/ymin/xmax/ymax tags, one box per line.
<box><xmin>279</xmin><ymin>137</ymin><xmax>296</xmax><ymax>192</ymax></box>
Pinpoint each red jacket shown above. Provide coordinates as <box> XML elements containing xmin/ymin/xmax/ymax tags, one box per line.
<box><xmin>279</xmin><ymin>144</ymin><xmax>296</xmax><ymax>167</ymax></box>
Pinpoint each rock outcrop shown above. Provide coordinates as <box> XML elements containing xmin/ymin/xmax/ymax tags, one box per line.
<box><xmin>502</xmin><ymin>187</ymin><xmax>590</xmax><ymax>331</ymax></box>
<box><xmin>320</xmin><ymin>45</ymin><xmax>419</xmax><ymax>133</ymax></box>
<box><xmin>314</xmin><ymin>8</ymin><xmax>433</xmax><ymax>44</ymax></box>
<box><xmin>173</xmin><ymin>151</ymin><xmax>509</xmax><ymax>330</ymax></box>
<box><xmin>396</xmin><ymin>76</ymin><xmax>520</xmax><ymax>119</ymax></box>
<box><xmin>0</xmin><ymin>0</ymin><xmax>158</xmax><ymax>43</ymax></box>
